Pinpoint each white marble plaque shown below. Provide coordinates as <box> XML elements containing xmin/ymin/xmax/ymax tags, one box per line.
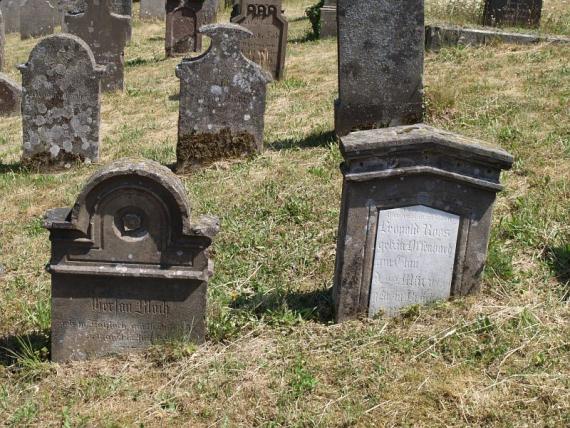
<box><xmin>369</xmin><ymin>205</ymin><xmax>460</xmax><ymax>316</ymax></box>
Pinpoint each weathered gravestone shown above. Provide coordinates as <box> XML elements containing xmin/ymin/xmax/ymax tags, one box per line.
<box><xmin>231</xmin><ymin>0</ymin><xmax>288</xmax><ymax>80</ymax></box>
<box><xmin>319</xmin><ymin>0</ymin><xmax>336</xmax><ymax>38</ymax></box>
<box><xmin>111</xmin><ymin>0</ymin><xmax>131</xmax><ymax>15</ymax></box>
<box><xmin>140</xmin><ymin>0</ymin><xmax>165</xmax><ymax>19</ymax></box>
<box><xmin>0</xmin><ymin>0</ymin><xmax>20</xmax><ymax>34</ymax></box>
<box><xmin>165</xmin><ymin>0</ymin><xmax>205</xmax><ymax>57</ymax></box>
<box><xmin>483</xmin><ymin>0</ymin><xmax>542</xmax><ymax>28</ymax></box>
<box><xmin>65</xmin><ymin>0</ymin><xmax>130</xmax><ymax>92</ymax></box>
<box><xmin>335</xmin><ymin>0</ymin><xmax>424</xmax><ymax>136</ymax></box>
<box><xmin>0</xmin><ymin>9</ymin><xmax>4</xmax><ymax>71</ymax></box>
<box><xmin>20</xmin><ymin>0</ymin><xmax>59</xmax><ymax>40</ymax></box>
<box><xmin>18</xmin><ymin>34</ymin><xmax>104</xmax><ymax>167</ymax></box>
<box><xmin>44</xmin><ymin>159</ymin><xmax>220</xmax><ymax>362</ymax></box>
<box><xmin>176</xmin><ymin>24</ymin><xmax>270</xmax><ymax>171</ymax></box>
<box><xmin>202</xmin><ymin>0</ymin><xmax>219</xmax><ymax>24</ymax></box>
<box><xmin>0</xmin><ymin>72</ymin><xmax>22</xmax><ymax>115</ymax></box>
<box><xmin>333</xmin><ymin>125</ymin><xmax>513</xmax><ymax>321</ymax></box>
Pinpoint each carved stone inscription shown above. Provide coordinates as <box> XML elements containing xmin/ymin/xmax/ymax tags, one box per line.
<box><xmin>369</xmin><ymin>205</ymin><xmax>460</xmax><ymax>316</ymax></box>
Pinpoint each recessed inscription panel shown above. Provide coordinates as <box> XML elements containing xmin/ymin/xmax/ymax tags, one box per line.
<box><xmin>369</xmin><ymin>205</ymin><xmax>460</xmax><ymax>316</ymax></box>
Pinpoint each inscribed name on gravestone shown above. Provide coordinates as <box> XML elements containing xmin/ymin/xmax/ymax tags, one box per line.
<box><xmin>369</xmin><ymin>206</ymin><xmax>460</xmax><ymax>316</ymax></box>
<box><xmin>65</xmin><ymin>0</ymin><xmax>130</xmax><ymax>92</ymax></box>
<box><xmin>176</xmin><ymin>24</ymin><xmax>270</xmax><ymax>171</ymax></box>
<box><xmin>335</xmin><ymin>0</ymin><xmax>424</xmax><ymax>136</ymax></box>
<box><xmin>483</xmin><ymin>0</ymin><xmax>542</xmax><ymax>28</ymax></box>
<box><xmin>0</xmin><ymin>72</ymin><xmax>22</xmax><ymax>115</ymax></box>
<box><xmin>165</xmin><ymin>0</ymin><xmax>205</xmax><ymax>57</ymax></box>
<box><xmin>44</xmin><ymin>160</ymin><xmax>220</xmax><ymax>361</ymax></box>
<box><xmin>140</xmin><ymin>0</ymin><xmax>166</xmax><ymax>19</ymax></box>
<box><xmin>18</xmin><ymin>34</ymin><xmax>103</xmax><ymax>167</ymax></box>
<box><xmin>0</xmin><ymin>0</ymin><xmax>20</xmax><ymax>33</ymax></box>
<box><xmin>231</xmin><ymin>0</ymin><xmax>288</xmax><ymax>80</ymax></box>
<box><xmin>20</xmin><ymin>0</ymin><xmax>59</xmax><ymax>39</ymax></box>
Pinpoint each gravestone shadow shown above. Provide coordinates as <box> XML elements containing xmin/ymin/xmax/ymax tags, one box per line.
<box><xmin>0</xmin><ymin>162</ymin><xmax>26</xmax><ymax>174</ymax></box>
<box><xmin>269</xmin><ymin>130</ymin><xmax>336</xmax><ymax>151</ymax></box>
<box><xmin>0</xmin><ymin>330</ymin><xmax>50</xmax><ymax>367</ymax></box>
<box><xmin>546</xmin><ymin>245</ymin><xmax>570</xmax><ymax>300</ymax></box>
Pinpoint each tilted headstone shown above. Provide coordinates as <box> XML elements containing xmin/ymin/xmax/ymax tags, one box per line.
<box><xmin>175</xmin><ymin>24</ymin><xmax>270</xmax><ymax>171</ymax></box>
<box><xmin>140</xmin><ymin>0</ymin><xmax>165</xmax><ymax>19</ymax></box>
<box><xmin>335</xmin><ymin>0</ymin><xmax>424</xmax><ymax>136</ymax></box>
<box><xmin>0</xmin><ymin>72</ymin><xmax>22</xmax><ymax>115</ymax></box>
<box><xmin>319</xmin><ymin>0</ymin><xmax>336</xmax><ymax>38</ymax></box>
<box><xmin>0</xmin><ymin>0</ymin><xmax>20</xmax><ymax>34</ymax></box>
<box><xmin>65</xmin><ymin>0</ymin><xmax>130</xmax><ymax>92</ymax></box>
<box><xmin>483</xmin><ymin>0</ymin><xmax>542</xmax><ymax>28</ymax></box>
<box><xmin>20</xmin><ymin>0</ymin><xmax>59</xmax><ymax>40</ymax></box>
<box><xmin>18</xmin><ymin>34</ymin><xmax>104</xmax><ymax>167</ymax></box>
<box><xmin>333</xmin><ymin>125</ymin><xmax>513</xmax><ymax>321</ymax></box>
<box><xmin>165</xmin><ymin>0</ymin><xmax>205</xmax><ymax>57</ymax></box>
<box><xmin>44</xmin><ymin>159</ymin><xmax>220</xmax><ymax>362</ymax></box>
<box><xmin>0</xmin><ymin>10</ymin><xmax>4</xmax><ymax>71</ymax></box>
<box><xmin>230</xmin><ymin>0</ymin><xmax>288</xmax><ymax>80</ymax></box>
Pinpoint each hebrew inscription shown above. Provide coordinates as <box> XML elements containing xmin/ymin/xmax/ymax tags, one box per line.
<box><xmin>369</xmin><ymin>205</ymin><xmax>460</xmax><ymax>316</ymax></box>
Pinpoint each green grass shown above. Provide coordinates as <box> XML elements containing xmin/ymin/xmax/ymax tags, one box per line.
<box><xmin>0</xmin><ymin>1</ymin><xmax>568</xmax><ymax>426</ymax></box>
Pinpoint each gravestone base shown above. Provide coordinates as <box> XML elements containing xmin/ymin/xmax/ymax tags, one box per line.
<box><xmin>333</xmin><ymin>125</ymin><xmax>513</xmax><ymax>321</ymax></box>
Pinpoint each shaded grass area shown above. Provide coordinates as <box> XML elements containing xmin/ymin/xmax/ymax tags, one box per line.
<box><xmin>0</xmin><ymin>1</ymin><xmax>569</xmax><ymax>426</ymax></box>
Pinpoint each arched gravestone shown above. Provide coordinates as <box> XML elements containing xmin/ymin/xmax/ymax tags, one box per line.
<box><xmin>0</xmin><ymin>72</ymin><xmax>22</xmax><ymax>115</ymax></box>
<box><xmin>20</xmin><ymin>0</ymin><xmax>59</xmax><ymax>40</ymax></box>
<box><xmin>18</xmin><ymin>34</ymin><xmax>104</xmax><ymax>167</ymax></box>
<box><xmin>0</xmin><ymin>0</ymin><xmax>20</xmax><ymax>34</ymax></box>
<box><xmin>231</xmin><ymin>0</ymin><xmax>288</xmax><ymax>80</ymax></box>
<box><xmin>65</xmin><ymin>0</ymin><xmax>131</xmax><ymax>92</ymax></box>
<box><xmin>44</xmin><ymin>160</ymin><xmax>220</xmax><ymax>362</ymax></box>
<box><xmin>175</xmin><ymin>24</ymin><xmax>271</xmax><ymax>171</ymax></box>
<box><xmin>165</xmin><ymin>0</ymin><xmax>205</xmax><ymax>57</ymax></box>
<box><xmin>483</xmin><ymin>0</ymin><xmax>542</xmax><ymax>28</ymax></box>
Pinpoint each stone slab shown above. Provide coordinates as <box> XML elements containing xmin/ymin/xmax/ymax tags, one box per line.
<box><xmin>483</xmin><ymin>0</ymin><xmax>542</xmax><ymax>28</ymax></box>
<box><xmin>20</xmin><ymin>0</ymin><xmax>59</xmax><ymax>39</ymax></box>
<box><xmin>165</xmin><ymin>0</ymin><xmax>205</xmax><ymax>57</ymax></box>
<box><xmin>0</xmin><ymin>0</ymin><xmax>21</xmax><ymax>34</ymax></box>
<box><xmin>140</xmin><ymin>0</ymin><xmax>165</xmax><ymax>19</ymax></box>
<box><xmin>319</xmin><ymin>0</ymin><xmax>336</xmax><ymax>38</ymax></box>
<box><xmin>369</xmin><ymin>205</ymin><xmax>460</xmax><ymax>316</ymax></box>
<box><xmin>0</xmin><ymin>72</ymin><xmax>22</xmax><ymax>115</ymax></box>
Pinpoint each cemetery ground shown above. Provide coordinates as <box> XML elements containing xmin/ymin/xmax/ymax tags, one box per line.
<box><xmin>0</xmin><ymin>1</ymin><xmax>569</xmax><ymax>426</ymax></box>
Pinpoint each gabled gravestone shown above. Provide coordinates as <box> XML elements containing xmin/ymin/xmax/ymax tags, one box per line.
<box><xmin>0</xmin><ymin>0</ymin><xmax>20</xmax><ymax>34</ymax></box>
<box><xmin>231</xmin><ymin>0</ymin><xmax>288</xmax><ymax>80</ymax></box>
<box><xmin>0</xmin><ymin>72</ymin><xmax>22</xmax><ymax>115</ymax></box>
<box><xmin>335</xmin><ymin>0</ymin><xmax>424</xmax><ymax>136</ymax></box>
<box><xmin>140</xmin><ymin>0</ymin><xmax>165</xmax><ymax>19</ymax></box>
<box><xmin>333</xmin><ymin>125</ymin><xmax>513</xmax><ymax>321</ymax></box>
<box><xmin>175</xmin><ymin>24</ymin><xmax>270</xmax><ymax>172</ymax></box>
<box><xmin>165</xmin><ymin>0</ymin><xmax>205</xmax><ymax>57</ymax></box>
<box><xmin>44</xmin><ymin>159</ymin><xmax>220</xmax><ymax>362</ymax></box>
<box><xmin>20</xmin><ymin>0</ymin><xmax>59</xmax><ymax>40</ymax></box>
<box><xmin>65</xmin><ymin>0</ymin><xmax>130</xmax><ymax>92</ymax></box>
<box><xmin>18</xmin><ymin>34</ymin><xmax>104</xmax><ymax>167</ymax></box>
<box><xmin>483</xmin><ymin>0</ymin><xmax>542</xmax><ymax>28</ymax></box>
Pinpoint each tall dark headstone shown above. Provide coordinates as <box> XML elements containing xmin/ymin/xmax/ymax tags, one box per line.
<box><xmin>483</xmin><ymin>0</ymin><xmax>542</xmax><ymax>28</ymax></box>
<box><xmin>165</xmin><ymin>0</ymin><xmax>205</xmax><ymax>57</ymax></box>
<box><xmin>319</xmin><ymin>0</ymin><xmax>336</xmax><ymax>38</ymax></box>
<box><xmin>140</xmin><ymin>0</ymin><xmax>165</xmax><ymax>19</ymax></box>
<box><xmin>335</xmin><ymin>0</ymin><xmax>424</xmax><ymax>136</ymax></box>
<box><xmin>18</xmin><ymin>34</ymin><xmax>103</xmax><ymax>167</ymax></box>
<box><xmin>20</xmin><ymin>0</ymin><xmax>59</xmax><ymax>40</ymax></box>
<box><xmin>0</xmin><ymin>0</ymin><xmax>20</xmax><ymax>34</ymax></box>
<box><xmin>333</xmin><ymin>125</ymin><xmax>513</xmax><ymax>321</ymax></box>
<box><xmin>65</xmin><ymin>0</ymin><xmax>130</xmax><ymax>92</ymax></box>
<box><xmin>0</xmin><ymin>72</ymin><xmax>22</xmax><ymax>115</ymax></box>
<box><xmin>176</xmin><ymin>24</ymin><xmax>270</xmax><ymax>171</ymax></box>
<box><xmin>230</xmin><ymin>0</ymin><xmax>288</xmax><ymax>80</ymax></box>
<box><xmin>44</xmin><ymin>159</ymin><xmax>220</xmax><ymax>362</ymax></box>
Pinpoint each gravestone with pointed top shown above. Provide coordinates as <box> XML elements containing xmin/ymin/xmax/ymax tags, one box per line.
<box><xmin>0</xmin><ymin>72</ymin><xmax>22</xmax><ymax>115</ymax></box>
<box><xmin>20</xmin><ymin>0</ymin><xmax>59</xmax><ymax>39</ymax></box>
<box><xmin>231</xmin><ymin>0</ymin><xmax>288</xmax><ymax>80</ymax></box>
<box><xmin>0</xmin><ymin>0</ymin><xmax>20</xmax><ymax>34</ymax></box>
<box><xmin>44</xmin><ymin>159</ymin><xmax>220</xmax><ymax>362</ymax></box>
<box><xmin>65</xmin><ymin>0</ymin><xmax>130</xmax><ymax>92</ymax></box>
<box><xmin>483</xmin><ymin>0</ymin><xmax>542</xmax><ymax>28</ymax></box>
<box><xmin>140</xmin><ymin>0</ymin><xmax>165</xmax><ymax>19</ymax></box>
<box><xmin>175</xmin><ymin>23</ymin><xmax>270</xmax><ymax>172</ymax></box>
<box><xmin>18</xmin><ymin>34</ymin><xmax>104</xmax><ymax>167</ymax></box>
<box><xmin>165</xmin><ymin>0</ymin><xmax>205</xmax><ymax>57</ymax></box>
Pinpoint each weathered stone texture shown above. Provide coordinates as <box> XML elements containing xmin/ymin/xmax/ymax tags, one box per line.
<box><xmin>0</xmin><ymin>72</ymin><xmax>22</xmax><ymax>115</ymax></box>
<box><xmin>231</xmin><ymin>0</ymin><xmax>288</xmax><ymax>80</ymax></box>
<box><xmin>18</xmin><ymin>34</ymin><xmax>103</xmax><ymax>167</ymax></box>
<box><xmin>333</xmin><ymin>125</ymin><xmax>513</xmax><ymax>321</ymax></box>
<box><xmin>140</xmin><ymin>0</ymin><xmax>165</xmax><ymax>19</ymax></box>
<box><xmin>20</xmin><ymin>0</ymin><xmax>59</xmax><ymax>40</ymax></box>
<box><xmin>44</xmin><ymin>159</ymin><xmax>220</xmax><ymax>362</ymax></box>
<box><xmin>176</xmin><ymin>23</ymin><xmax>270</xmax><ymax>171</ymax></box>
<box><xmin>65</xmin><ymin>0</ymin><xmax>130</xmax><ymax>92</ymax></box>
<box><xmin>165</xmin><ymin>0</ymin><xmax>205</xmax><ymax>57</ymax></box>
<box><xmin>319</xmin><ymin>0</ymin><xmax>336</xmax><ymax>38</ymax></box>
<box><xmin>0</xmin><ymin>0</ymin><xmax>21</xmax><ymax>34</ymax></box>
<box><xmin>335</xmin><ymin>0</ymin><xmax>424</xmax><ymax>136</ymax></box>
<box><xmin>483</xmin><ymin>0</ymin><xmax>542</xmax><ymax>28</ymax></box>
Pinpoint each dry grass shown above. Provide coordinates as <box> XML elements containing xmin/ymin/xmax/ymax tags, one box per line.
<box><xmin>0</xmin><ymin>2</ymin><xmax>569</xmax><ymax>426</ymax></box>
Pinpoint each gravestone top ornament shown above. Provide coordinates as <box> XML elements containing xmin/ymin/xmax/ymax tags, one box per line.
<box><xmin>65</xmin><ymin>0</ymin><xmax>131</xmax><ymax>92</ymax></box>
<box><xmin>231</xmin><ymin>0</ymin><xmax>288</xmax><ymax>80</ymax></box>
<box><xmin>333</xmin><ymin>124</ymin><xmax>513</xmax><ymax>321</ymax></box>
<box><xmin>175</xmin><ymin>23</ymin><xmax>271</xmax><ymax>171</ymax></box>
<box><xmin>44</xmin><ymin>159</ymin><xmax>220</xmax><ymax>362</ymax></box>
